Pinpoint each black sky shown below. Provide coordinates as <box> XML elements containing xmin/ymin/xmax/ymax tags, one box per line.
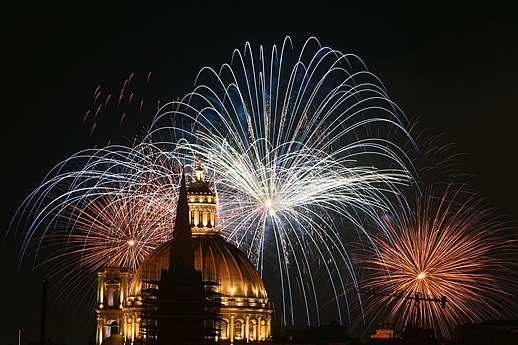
<box><xmin>2</xmin><ymin>3</ymin><xmax>517</xmax><ymax>345</ymax></box>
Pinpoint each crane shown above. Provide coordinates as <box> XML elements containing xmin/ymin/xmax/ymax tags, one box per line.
<box><xmin>355</xmin><ymin>289</ymin><xmax>446</xmax><ymax>328</ymax></box>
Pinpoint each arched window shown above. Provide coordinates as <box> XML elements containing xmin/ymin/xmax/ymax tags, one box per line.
<box><xmin>105</xmin><ymin>280</ymin><xmax>120</xmax><ymax>308</ymax></box>
<box><xmin>104</xmin><ymin>320</ymin><xmax>118</xmax><ymax>338</ymax></box>
<box><xmin>110</xmin><ymin>321</ymin><xmax>119</xmax><ymax>335</ymax></box>
<box><xmin>249</xmin><ymin>319</ymin><xmax>257</xmax><ymax>341</ymax></box>
<box><xmin>107</xmin><ymin>287</ymin><xmax>115</xmax><ymax>307</ymax></box>
<box><xmin>207</xmin><ymin>211</ymin><xmax>212</xmax><ymax>227</ymax></box>
<box><xmin>259</xmin><ymin>319</ymin><xmax>266</xmax><ymax>340</ymax></box>
<box><xmin>220</xmin><ymin>319</ymin><xmax>229</xmax><ymax>339</ymax></box>
<box><xmin>234</xmin><ymin>320</ymin><xmax>243</xmax><ymax>339</ymax></box>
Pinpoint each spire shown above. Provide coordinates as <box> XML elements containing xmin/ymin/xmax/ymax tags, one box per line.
<box><xmin>170</xmin><ymin>167</ymin><xmax>194</xmax><ymax>271</ymax></box>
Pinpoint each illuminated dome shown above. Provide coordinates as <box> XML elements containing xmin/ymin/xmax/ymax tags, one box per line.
<box><xmin>114</xmin><ymin>164</ymin><xmax>273</xmax><ymax>343</ymax></box>
<box><xmin>130</xmin><ymin>162</ymin><xmax>268</xmax><ymax>299</ymax></box>
<box><xmin>95</xmin><ymin>165</ymin><xmax>273</xmax><ymax>344</ymax></box>
<box><xmin>129</xmin><ymin>233</ymin><xmax>268</xmax><ymax>299</ymax></box>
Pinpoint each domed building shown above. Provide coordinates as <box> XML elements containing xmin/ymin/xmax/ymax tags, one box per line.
<box><xmin>95</xmin><ymin>164</ymin><xmax>273</xmax><ymax>344</ymax></box>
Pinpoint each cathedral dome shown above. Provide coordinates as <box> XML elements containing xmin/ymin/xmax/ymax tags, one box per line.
<box><xmin>97</xmin><ymin>168</ymin><xmax>273</xmax><ymax>344</ymax></box>
<box><xmin>129</xmin><ymin>233</ymin><xmax>268</xmax><ymax>300</ymax></box>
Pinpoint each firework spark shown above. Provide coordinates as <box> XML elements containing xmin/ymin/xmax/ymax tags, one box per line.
<box><xmin>355</xmin><ymin>183</ymin><xmax>518</xmax><ymax>339</ymax></box>
<box><xmin>83</xmin><ymin>71</ymin><xmax>162</xmax><ymax>147</ymax></box>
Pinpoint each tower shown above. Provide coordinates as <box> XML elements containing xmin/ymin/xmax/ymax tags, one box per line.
<box><xmin>95</xmin><ymin>267</ymin><xmax>132</xmax><ymax>345</ymax></box>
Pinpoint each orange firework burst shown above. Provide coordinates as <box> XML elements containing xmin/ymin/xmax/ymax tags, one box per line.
<box><xmin>355</xmin><ymin>183</ymin><xmax>518</xmax><ymax>340</ymax></box>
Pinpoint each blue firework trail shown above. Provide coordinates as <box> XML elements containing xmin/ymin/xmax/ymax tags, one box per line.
<box><xmin>142</xmin><ymin>36</ymin><xmax>419</xmax><ymax>325</ymax></box>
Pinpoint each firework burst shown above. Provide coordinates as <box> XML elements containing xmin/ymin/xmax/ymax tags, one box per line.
<box><xmin>9</xmin><ymin>143</ymin><xmax>181</xmax><ymax>310</ymax></box>
<box><xmin>355</xmin><ymin>183</ymin><xmax>518</xmax><ymax>339</ymax></box>
<box><xmin>143</xmin><ymin>36</ymin><xmax>419</xmax><ymax>325</ymax></box>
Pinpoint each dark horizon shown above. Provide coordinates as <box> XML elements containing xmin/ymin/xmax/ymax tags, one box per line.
<box><xmin>2</xmin><ymin>4</ymin><xmax>517</xmax><ymax>345</ymax></box>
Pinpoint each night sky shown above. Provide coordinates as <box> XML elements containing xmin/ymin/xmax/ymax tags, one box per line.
<box><xmin>2</xmin><ymin>3</ymin><xmax>517</xmax><ymax>345</ymax></box>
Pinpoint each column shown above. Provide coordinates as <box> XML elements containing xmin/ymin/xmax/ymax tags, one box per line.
<box><xmin>257</xmin><ymin>316</ymin><xmax>262</xmax><ymax>340</ymax></box>
<box><xmin>245</xmin><ymin>315</ymin><xmax>250</xmax><ymax>342</ymax></box>
<box><xmin>230</xmin><ymin>314</ymin><xmax>235</xmax><ymax>344</ymax></box>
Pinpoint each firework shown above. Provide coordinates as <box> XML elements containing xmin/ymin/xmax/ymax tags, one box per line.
<box><xmin>143</xmin><ymin>36</ymin><xmax>419</xmax><ymax>326</ymax></box>
<box><xmin>10</xmin><ymin>36</ymin><xmax>419</xmax><ymax>327</ymax></box>
<box><xmin>355</xmin><ymin>183</ymin><xmax>518</xmax><ymax>339</ymax></box>
<box><xmin>9</xmin><ymin>143</ymin><xmax>180</xmax><ymax>309</ymax></box>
